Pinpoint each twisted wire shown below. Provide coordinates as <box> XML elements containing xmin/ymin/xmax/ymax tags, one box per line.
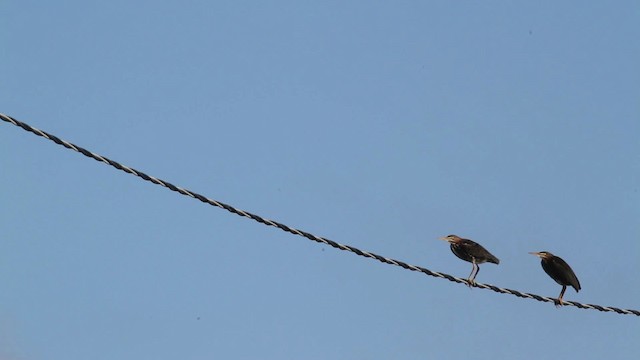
<box><xmin>2</xmin><ymin>112</ymin><xmax>638</xmax><ymax>317</ymax></box>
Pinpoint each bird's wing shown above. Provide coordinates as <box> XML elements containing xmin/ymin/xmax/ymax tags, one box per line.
<box><xmin>552</xmin><ymin>257</ymin><xmax>581</xmax><ymax>291</ymax></box>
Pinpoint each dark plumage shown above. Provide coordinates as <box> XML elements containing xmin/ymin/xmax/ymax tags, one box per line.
<box><xmin>440</xmin><ymin>234</ymin><xmax>500</xmax><ymax>286</ymax></box>
<box><xmin>530</xmin><ymin>251</ymin><xmax>581</xmax><ymax>306</ymax></box>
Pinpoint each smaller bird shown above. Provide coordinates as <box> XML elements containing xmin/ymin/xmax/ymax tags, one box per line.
<box><xmin>529</xmin><ymin>251</ymin><xmax>581</xmax><ymax>307</ymax></box>
<box><xmin>439</xmin><ymin>234</ymin><xmax>500</xmax><ymax>286</ymax></box>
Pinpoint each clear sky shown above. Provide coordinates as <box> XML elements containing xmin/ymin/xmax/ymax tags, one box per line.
<box><xmin>1</xmin><ymin>1</ymin><xmax>639</xmax><ymax>359</ymax></box>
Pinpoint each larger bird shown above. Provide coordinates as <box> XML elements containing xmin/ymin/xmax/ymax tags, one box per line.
<box><xmin>529</xmin><ymin>251</ymin><xmax>581</xmax><ymax>306</ymax></box>
<box><xmin>439</xmin><ymin>234</ymin><xmax>500</xmax><ymax>286</ymax></box>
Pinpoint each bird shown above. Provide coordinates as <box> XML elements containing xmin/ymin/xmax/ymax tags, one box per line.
<box><xmin>439</xmin><ymin>234</ymin><xmax>500</xmax><ymax>286</ymax></box>
<box><xmin>529</xmin><ymin>251</ymin><xmax>581</xmax><ymax>307</ymax></box>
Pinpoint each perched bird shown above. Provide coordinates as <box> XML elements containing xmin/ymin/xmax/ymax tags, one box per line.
<box><xmin>529</xmin><ymin>251</ymin><xmax>581</xmax><ymax>306</ymax></box>
<box><xmin>439</xmin><ymin>234</ymin><xmax>500</xmax><ymax>286</ymax></box>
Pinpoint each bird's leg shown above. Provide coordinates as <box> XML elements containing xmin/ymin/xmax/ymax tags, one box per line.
<box><xmin>467</xmin><ymin>262</ymin><xmax>477</xmax><ymax>287</ymax></box>
<box><xmin>471</xmin><ymin>263</ymin><xmax>480</xmax><ymax>286</ymax></box>
<box><xmin>555</xmin><ymin>285</ymin><xmax>567</xmax><ymax>307</ymax></box>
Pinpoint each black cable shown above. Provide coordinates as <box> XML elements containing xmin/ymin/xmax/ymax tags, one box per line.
<box><xmin>2</xmin><ymin>113</ymin><xmax>638</xmax><ymax>316</ymax></box>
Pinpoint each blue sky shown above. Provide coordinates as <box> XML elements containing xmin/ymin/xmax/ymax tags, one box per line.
<box><xmin>1</xmin><ymin>1</ymin><xmax>639</xmax><ymax>359</ymax></box>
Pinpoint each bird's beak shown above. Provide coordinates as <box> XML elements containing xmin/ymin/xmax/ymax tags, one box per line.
<box><xmin>529</xmin><ymin>252</ymin><xmax>542</xmax><ymax>257</ymax></box>
<box><xmin>438</xmin><ymin>237</ymin><xmax>448</xmax><ymax>242</ymax></box>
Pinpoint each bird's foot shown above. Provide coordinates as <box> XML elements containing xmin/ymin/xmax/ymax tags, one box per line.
<box><xmin>554</xmin><ymin>298</ymin><xmax>564</xmax><ymax>308</ymax></box>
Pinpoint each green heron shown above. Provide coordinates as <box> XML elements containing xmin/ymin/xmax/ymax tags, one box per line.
<box><xmin>439</xmin><ymin>234</ymin><xmax>500</xmax><ymax>286</ymax></box>
<box><xmin>529</xmin><ymin>251</ymin><xmax>581</xmax><ymax>306</ymax></box>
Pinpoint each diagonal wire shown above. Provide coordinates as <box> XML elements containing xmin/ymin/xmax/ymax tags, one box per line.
<box><xmin>2</xmin><ymin>112</ymin><xmax>638</xmax><ymax>317</ymax></box>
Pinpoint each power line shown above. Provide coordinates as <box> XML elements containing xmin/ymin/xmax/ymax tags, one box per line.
<box><xmin>2</xmin><ymin>112</ymin><xmax>638</xmax><ymax>317</ymax></box>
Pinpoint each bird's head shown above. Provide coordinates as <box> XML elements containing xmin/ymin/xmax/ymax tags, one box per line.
<box><xmin>439</xmin><ymin>234</ymin><xmax>462</xmax><ymax>244</ymax></box>
<box><xmin>529</xmin><ymin>251</ymin><xmax>554</xmax><ymax>260</ymax></box>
